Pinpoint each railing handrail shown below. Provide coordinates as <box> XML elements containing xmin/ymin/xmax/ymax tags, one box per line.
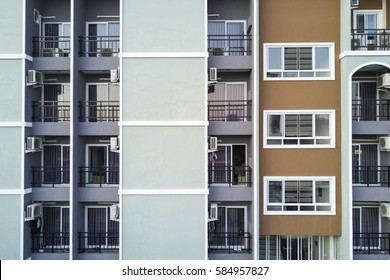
<box><xmin>353</xmin><ymin>232</ymin><xmax>390</xmax><ymax>255</ymax></box>
<box><xmin>208</xmin><ymin>165</ymin><xmax>252</xmax><ymax>187</ymax></box>
<box><xmin>32</xmin><ymin>101</ymin><xmax>71</xmax><ymax>122</ymax></box>
<box><xmin>31</xmin><ymin>165</ymin><xmax>70</xmax><ymax>187</ymax></box>
<box><xmin>207</xmin><ymin>34</ymin><xmax>252</xmax><ymax>56</ymax></box>
<box><xmin>208</xmin><ymin>100</ymin><xmax>252</xmax><ymax>122</ymax></box>
<box><xmin>351</xmin><ymin>29</ymin><xmax>390</xmax><ymax>50</ymax></box>
<box><xmin>31</xmin><ymin>231</ymin><xmax>70</xmax><ymax>253</ymax></box>
<box><xmin>78</xmin><ymin>101</ymin><xmax>120</xmax><ymax>122</ymax></box>
<box><xmin>208</xmin><ymin>231</ymin><xmax>252</xmax><ymax>254</ymax></box>
<box><xmin>352</xmin><ymin>98</ymin><xmax>390</xmax><ymax>121</ymax></box>
<box><xmin>78</xmin><ymin>231</ymin><xmax>119</xmax><ymax>253</ymax></box>
<box><xmin>78</xmin><ymin>166</ymin><xmax>119</xmax><ymax>187</ymax></box>
<box><xmin>352</xmin><ymin>165</ymin><xmax>390</xmax><ymax>187</ymax></box>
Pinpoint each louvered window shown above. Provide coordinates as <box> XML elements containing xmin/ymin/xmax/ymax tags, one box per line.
<box><xmin>265</xmin><ymin>43</ymin><xmax>334</xmax><ymax>80</ymax></box>
<box><xmin>265</xmin><ymin>111</ymin><xmax>334</xmax><ymax>147</ymax></box>
<box><xmin>265</xmin><ymin>177</ymin><xmax>335</xmax><ymax>214</ymax></box>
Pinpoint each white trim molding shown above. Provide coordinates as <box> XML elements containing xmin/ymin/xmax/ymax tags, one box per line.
<box><xmin>119</xmin><ymin>189</ymin><xmax>209</xmax><ymax>195</ymax></box>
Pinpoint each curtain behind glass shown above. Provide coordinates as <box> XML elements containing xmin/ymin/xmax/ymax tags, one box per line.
<box><xmin>87</xmin><ymin>208</ymin><xmax>107</xmax><ymax>246</ymax></box>
<box><xmin>226</xmin><ymin>22</ymin><xmax>244</xmax><ymax>55</ymax></box>
<box><xmin>44</xmin><ymin>85</ymin><xmax>61</xmax><ymax>122</ymax></box>
<box><xmin>43</xmin><ymin>146</ymin><xmax>61</xmax><ymax>184</ymax></box>
<box><xmin>360</xmin><ymin>82</ymin><xmax>376</xmax><ymax>121</ymax></box>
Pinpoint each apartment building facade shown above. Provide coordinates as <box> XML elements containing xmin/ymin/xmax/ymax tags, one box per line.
<box><xmin>1</xmin><ymin>0</ymin><xmax>390</xmax><ymax>261</ymax></box>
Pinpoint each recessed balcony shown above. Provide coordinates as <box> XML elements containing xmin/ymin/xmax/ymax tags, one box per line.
<box><xmin>79</xmin><ymin>36</ymin><xmax>120</xmax><ymax>57</ymax></box>
<box><xmin>351</xmin><ymin>29</ymin><xmax>390</xmax><ymax>51</ymax></box>
<box><xmin>353</xmin><ymin>232</ymin><xmax>390</xmax><ymax>257</ymax></box>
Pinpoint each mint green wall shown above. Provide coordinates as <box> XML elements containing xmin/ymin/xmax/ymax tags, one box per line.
<box><xmin>122</xmin><ymin>58</ymin><xmax>205</xmax><ymax>121</ymax></box>
<box><xmin>0</xmin><ymin>128</ymin><xmax>21</xmax><ymax>189</ymax></box>
<box><xmin>122</xmin><ymin>126</ymin><xmax>205</xmax><ymax>190</ymax></box>
<box><xmin>121</xmin><ymin>195</ymin><xmax>205</xmax><ymax>260</ymax></box>
<box><xmin>122</xmin><ymin>0</ymin><xmax>205</xmax><ymax>52</ymax></box>
<box><xmin>0</xmin><ymin>0</ymin><xmax>23</xmax><ymax>54</ymax></box>
<box><xmin>0</xmin><ymin>60</ymin><xmax>22</xmax><ymax>121</ymax></box>
<box><xmin>0</xmin><ymin>195</ymin><xmax>21</xmax><ymax>259</ymax></box>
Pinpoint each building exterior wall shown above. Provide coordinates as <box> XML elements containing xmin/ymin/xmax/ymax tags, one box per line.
<box><xmin>259</xmin><ymin>0</ymin><xmax>342</xmax><ymax>237</ymax></box>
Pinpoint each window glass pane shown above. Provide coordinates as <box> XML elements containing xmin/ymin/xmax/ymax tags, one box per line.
<box><xmin>285</xmin><ymin>181</ymin><xmax>298</xmax><ymax>203</ymax></box>
<box><xmin>316</xmin><ymin>181</ymin><xmax>330</xmax><ymax>203</ymax></box>
<box><xmin>268</xmin><ymin>115</ymin><xmax>282</xmax><ymax>136</ymax></box>
<box><xmin>299</xmin><ymin>181</ymin><xmax>313</xmax><ymax>203</ymax></box>
<box><xmin>284</xmin><ymin>48</ymin><xmax>298</xmax><ymax>70</ymax></box>
<box><xmin>315</xmin><ymin>114</ymin><xmax>330</xmax><ymax>136</ymax></box>
<box><xmin>315</xmin><ymin>47</ymin><xmax>329</xmax><ymax>69</ymax></box>
<box><xmin>269</xmin><ymin>181</ymin><xmax>282</xmax><ymax>203</ymax></box>
<box><xmin>298</xmin><ymin>48</ymin><xmax>312</xmax><ymax>70</ymax></box>
<box><xmin>268</xmin><ymin>48</ymin><xmax>282</xmax><ymax>70</ymax></box>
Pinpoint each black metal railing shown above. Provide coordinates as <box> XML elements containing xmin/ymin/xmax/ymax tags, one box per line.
<box><xmin>33</xmin><ymin>36</ymin><xmax>71</xmax><ymax>57</ymax></box>
<box><xmin>352</xmin><ymin>166</ymin><xmax>390</xmax><ymax>187</ymax></box>
<box><xmin>79</xmin><ymin>36</ymin><xmax>120</xmax><ymax>57</ymax></box>
<box><xmin>31</xmin><ymin>232</ymin><xmax>69</xmax><ymax>253</ymax></box>
<box><xmin>208</xmin><ymin>35</ymin><xmax>252</xmax><ymax>56</ymax></box>
<box><xmin>32</xmin><ymin>101</ymin><xmax>71</xmax><ymax>122</ymax></box>
<box><xmin>79</xmin><ymin>101</ymin><xmax>120</xmax><ymax>122</ymax></box>
<box><xmin>79</xmin><ymin>166</ymin><xmax>119</xmax><ymax>187</ymax></box>
<box><xmin>208</xmin><ymin>232</ymin><xmax>252</xmax><ymax>254</ymax></box>
<box><xmin>208</xmin><ymin>165</ymin><xmax>252</xmax><ymax>187</ymax></box>
<box><xmin>353</xmin><ymin>233</ymin><xmax>390</xmax><ymax>255</ymax></box>
<box><xmin>351</xmin><ymin>29</ymin><xmax>390</xmax><ymax>50</ymax></box>
<box><xmin>208</xmin><ymin>100</ymin><xmax>252</xmax><ymax>121</ymax></box>
<box><xmin>78</xmin><ymin>232</ymin><xmax>119</xmax><ymax>253</ymax></box>
<box><xmin>32</xmin><ymin>166</ymin><xmax>70</xmax><ymax>187</ymax></box>
<box><xmin>352</xmin><ymin>99</ymin><xmax>390</xmax><ymax>121</ymax></box>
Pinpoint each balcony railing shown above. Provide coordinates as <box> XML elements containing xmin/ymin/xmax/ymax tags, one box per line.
<box><xmin>79</xmin><ymin>166</ymin><xmax>119</xmax><ymax>187</ymax></box>
<box><xmin>208</xmin><ymin>165</ymin><xmax>252</xmax><ymax>187</ymax></box>
<box><xmin>208</xmin><ymin>232</ymin><xmax>252</xmax><ymax>254</ymax></box>
<box><xmin>31</xmin><ymin>232</ymin><xmax>69</xmax><ymax>253</ymax></box>
<box><xmin>353</xmin><ymin>233</ymin><xmax>390</xmax><ymax>255</ymax></box>
<box><xmin>351</xmin><ymin>29</ymin><xmax>390</xmax><ymax>51</ymax></box>
<box><xmin>32</xmin><ymin>101</ymin><xmax>71</xmax><ymax>122</ymax></box>
<box><xmin>79</xmin><ymin>36</ymin><xmax>120</xmax><ymax>57</ymax></box>
<box><xmin>208</xmin><ymin>100</ymin><xmax>252</xmax><ymax>121</ymax></box>
<box><xmin>352</xmin><ymin>99</ymin><xmax>390</xmax><ymax>121</ymax></box>
<box><xmin>79</xmin><ymin>101</ymin><xmax>120</xmax><ymax>122</ymax></box>
<box><xmin>32</xmin><ymin>166</ymin><xmax>70</xmax><ymax>187</ymax></box>
<box><xmin>78</xmin><ymin>232</ymin><xmax>119</xmax><ymax>253</ymax></box>
<box><xmin>352</xmin><ymin>166</ymin><xmax>390</xmax><ymax>187</ymax></box>
<box><xmin>33</xmin><ymin>36</ymin><xmax>71</xmax><ymax>57</ymax></box>
<box><xmin>208</xmin><ymin>35</ymin><xmax>252</xmax><ymax>56</ymax></box>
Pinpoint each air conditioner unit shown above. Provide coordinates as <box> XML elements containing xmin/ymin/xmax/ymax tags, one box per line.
<box><xmin>379</xmin><ymin>136</ymin><xmax>390</xmax><ymax>151</ymax></box>
<box><xmin>377</xmin><ymin>73</ymin><xmax>390</xmax><ymax>89</ymax></box>
<box><xmin>380</xmin><ymin>203</ymin><xmax>390</xmax><ymax>218</ymax></box>
<box><xmin>26</xmin><ymin>136</ymin><xmax>43</xmax><ymax>152</ymax></box>
<box><xmin>351</xmin><ymin>0</ymin><xmax>359</xmax><ymax>7</ymax></box>
<box><xmin>110</xmin><ymin>68</ymin><xmax>119</xmax><ymax>83</ymax></box>
<box><xmin>209</xmin><ymin>203</ymin><xmax>218</xmax><ymax>221</ymax></box>
<box><xmin>25</xmin><ymin>203</ymin><xmax>43</xmax><ymax>221</ymax></box>
<box><xmin>27</xmin><ymin>70</ymin><xmax>44</xmax><ymax>85</ymax></box>
<box><xmin>209</xmin><ymin>137</ymin><xmax>218</xmax><ymax>151</ymax></box>
<box><xmin>209</xmin><ymin>68</ymin><xmax>218</xmax><ymax>81</ymax></box>
<box><xmin>110</xmin><ymin>203</ymin><xmax>120</xmax><ymax>221</ymax></box>
<box><xmin>110</xmin><ymin>136</ymin><xmax>119</xmax><ymax>151</ymax></box>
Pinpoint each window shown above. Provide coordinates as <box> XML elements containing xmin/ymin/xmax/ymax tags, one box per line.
<box><xmin>84</xmin><ymin>206</ymin><xmax>119</xmax><ymax>249</ymax></box>
<box><xmin>42</xmin><ymin>206</ymin><xmax>69</xmax><ymax>248</ymax></box>
<box><xmin>264</xmin><ymin>177</ymin><xmax>335</xmax><ymax>215</ymax></box>
<box><xmin>42</xmin><ymin>145</ymin><xmax>70</xmax><ymax>185</ymax></box>
<box><xmin>85</xmin><ymin>83</ymin><xmax>119</xmax><ymax>122</ymax></box>
<box><xmin>264</xmin><ymin>110</ymin><xmax>335</xmax><ymax>148</ymax></box>
<box><xmin>41</xmin><ymin>84</ymin><xmax>70</xmax><ymax>122</ymax></box>
<box><xmin>264</xmin><ymin>43</ymin><xmax>334</xmax><ymax>80</ymax></box>
<box><xmin>353</xmin><ymin>206</ymin><xmax>380</xmax><ymax>250</ymax></box>
<box><xmin>86</xmin><ymin>145</ymin><xmax>119</xmax><ymax>185</ymax></box>
<box><xmin>208</xmin><ymin>20</ymin><xmax>248</xmax><ymax>56</ymax></box>
<box><xmin>86</xmin><ymin>22</ymin><xmax>120</xmax><ymax>57</ymax></box>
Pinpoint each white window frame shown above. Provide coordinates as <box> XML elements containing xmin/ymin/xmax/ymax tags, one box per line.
<box><xmin>263</xmin><ymin>176</ymin><xmax>336</xmax><ymax>215</ymax></box>
<box><xmin>42</xmin><ymin>205</ymin><xmax>70</xmax><ymax>249</ymax></box>
<box><xmin>353</xmin><ymin>10</ymin><xmax>383</xmax><ymax>30</ymax></box>
<box><xmin>85</xmin><ymin>83</ymin><xmax>120</xmax><ymax>122</ymax></box>
<box><xmin>263</xmin><ymin>43</ymin><xmax>335</xmax><ymax>81</ymax></box>
<box><xmin>41</xmin><ymin>144</ymin><xmax>70</xmax><ymax>187</ymax></box>
<box><xmin>264</xmin><ymin>110</ymin><xmax>336</xmax><ymax>148</ymax></box>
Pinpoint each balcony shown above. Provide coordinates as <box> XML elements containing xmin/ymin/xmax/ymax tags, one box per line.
<box><xmin>353</xmin><ymin>233</ymin><xmax>390</xmax><ymax>255</ymax></box>
<box><xmin>351</xmin><ymin>29</ymin><xmax>390</xmax><ymax>51</ymax></box>
<box><xmin>208</xmin><ymin>232</ymin><xmax>252</xmax><ymax>254</ymax></box>
<box><xmin>32</xmin><ymin>101</ymin><xmax>71</xmax><ymax>122</ymax></box>
<box><xmin>208</xmin><ymin>165</ymin><xmax>252</xmax><ymax>187</ymax></box>
<box><xmin>79</xmin><ymin>101</ymin><xmax>120</xmax><ymax>122</ymax></box>
<box><xmin>208</xmin><ymin>100</ymin><xmax>252</xmax><ymax>122</ymax></box>
<box><xmin>208</xmin><ymin>35</ymin><xmax>252</xmax><ymax>56</ymax></box>
<box><xmin>32</xmin><ymin>166</ymin><xmax>70</xmax><ymax>187</ymax></box>
<box><xmin>79</xmin><ymin>36</ymin><xmax>120</xmax><ymax>57</ymax></box>
<box><xmin>78</xmin><ymin>232</ymin><xmax>119</xmax><ymax>253</ymax></box>
<box><xmin>79</xmin><ymin>166</ymin><xmax>119</xmax><ymax>187</ymax></box>
<box><xmin>31</xmin><ymin>232</ymin><xmax>69</xmax><ymax>253</ymax></box>
<box><xmin>352</xmin><ymin>99</ymin><xmax>390</xmax><ymax>121</ymax></box>
<box><xmin>33</xmin><ymin>36</ymin><xmax>71</xmax><ymax>57</ymax></box>
<box><xmin>352</xmin><ymin>166</ymin><xmax>390</xmax><ymax>188</ymax></box>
